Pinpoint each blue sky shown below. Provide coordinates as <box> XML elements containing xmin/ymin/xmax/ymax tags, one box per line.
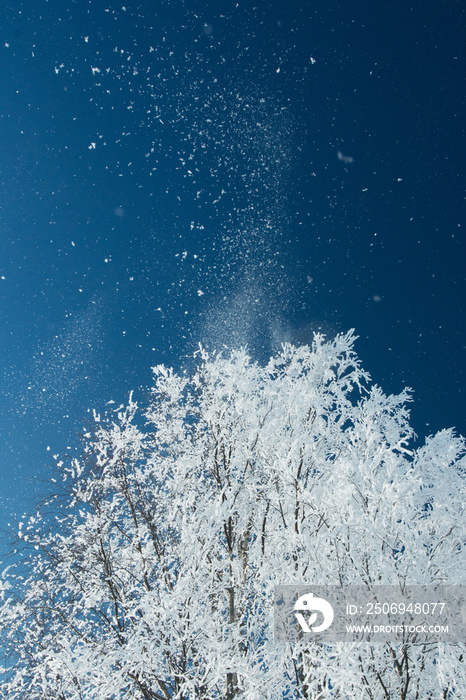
<box><xmin>0</xmin><ymin>0</ymin><xmax>464</xmax><ymax>542</ymax></box>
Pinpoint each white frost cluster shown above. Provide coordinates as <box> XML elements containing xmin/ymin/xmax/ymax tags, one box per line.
<box><xmin>1</xmin><ymin>331</ymin><xmax>465</xmax><ymax>698</ymax></box>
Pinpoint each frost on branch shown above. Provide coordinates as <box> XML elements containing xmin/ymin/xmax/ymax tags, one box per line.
<box><xmin>1</xmin><ymin>331</ymin><xmax>465</xmax><ymax>699</ymax></box>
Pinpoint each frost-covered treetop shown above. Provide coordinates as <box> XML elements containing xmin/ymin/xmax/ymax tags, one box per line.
<box><xmin>1</xmin><ymin>331</ymin><xmax>465</xmax><ymax>699</ymax></box>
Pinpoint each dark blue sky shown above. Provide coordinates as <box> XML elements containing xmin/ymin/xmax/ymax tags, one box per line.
<box><xmin>0</xmin><ymin>0</ymin><xmax>464</xmax><ymax>537</ymax></box>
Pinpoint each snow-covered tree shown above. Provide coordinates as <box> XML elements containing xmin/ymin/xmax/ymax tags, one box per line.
<box><xmin>1</xmin><ymin>331</ymin><xmax>465</xmax><ymax>698</ymax></box>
